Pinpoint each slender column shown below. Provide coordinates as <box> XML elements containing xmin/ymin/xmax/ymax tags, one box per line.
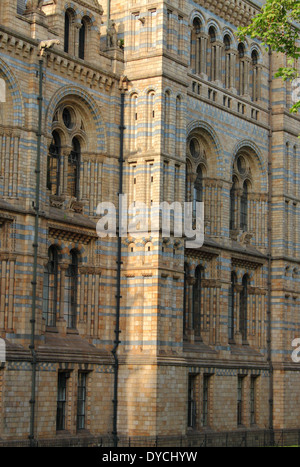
<box><xmin>229</xmin><ymin>51</ymin><xmax>237</xmax><ymax>91</ymax></box>
<box><xmin>12</xmin><ymin>135</ymin><xmax>19</xmax><ymax>197</ymax></box>
<box><xmin>216</xmin><ymin>286</ymin><xmax>220</xmax><ymax>344</ymax></box>
<box><xmin>200</xmin><ymin>35</ymin><xmax>208</xmax><ymax>76</ymax></box>
<box><xmin>257</xmin><ymin>65</ymin><xmax>262</xmax><ymax>100</ymax></box>
<box><xmin>59</xmin><ymin>263</ymin><xmax>69</xmax><ymax>320</ymax></box>
<box><xmin>79</xmin><ymin>266</ymin><xmax>87</xmax><ymax>323</ymax></box>
<box><xmin>235</xmin><ymin>284</ymin><xmax>243</xmax><ymax>341</ymax></box>
<box><xmin>0</xmin><ymin>258</ymin><xmax>6</xmax><ymax>329</ymax></box>
<box><xmin>215</xmin><ymin>42</ymin><xmax>223</xmax><ymax>82</ymax></box>
<box><xmin>187</xmin><ymin>277</ymin><xmax>195</xmax><ymax>336</ymax></box>
<box><xmin>62</xmin><ymin>148</ymin><xmax>70</xmax><ymax>195</ymax></box>
<box><xmin>243</xmin><ymin>57</ymin><xmax>251</xmax><ymax>96</ymax></box>
<box><xmin>7</xmin><ymin>259</ymin><xmax>15</xmax><ymax>330</ymax></box>
<box><xmin>94</xmin><ymin>271</ymin><xmax>100</xmax><ymax>337</ymax></box>
<box><xmin>4</xmin><ymin>133</ymin><xmax>10</xmax><ymax>196</ymax></box>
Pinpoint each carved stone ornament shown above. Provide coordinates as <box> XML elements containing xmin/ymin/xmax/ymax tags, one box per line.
<box><xmin>25</xmin><ymin>0</ymin><xmax>44</xmax><ymax>11</ymax></box>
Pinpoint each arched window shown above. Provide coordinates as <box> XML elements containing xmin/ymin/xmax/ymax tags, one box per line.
<box><xmin>64</xmin><ymin>11</ymin><xmax>70</xmax><ymax>53</ymax></box>
<box><xmin>79</xmin><ymin>19</ymin><xmax>86</xmax><ymax>59</ymax></box>
<box><xmin>79</xmin><ymin>16</ymin><xmax>91</xmax><ymax>60</ymax></box>
<box><xmin>193</xmin><ymin>265</ymin><xmax>204</xmax><ymax>337</ymax></box>
<box><xmin>240</xmin><ymin>181</ymin><xmax>248</xmax><ymax>231</ymax></box>
<box><xmin>193</xmin><ymin>165</ymin><xmax>203</xmax><ymax>217</ymax></box>
<box><xmin>175</xmin><ymin>95</ymin><xmax>181</xmax><ymax>157</ymax></box>
<box><xmin>237</xmin><ymin>43</ymin><xmax>245</xmax><ymax>95</ymax></box>
<box><xmin>230</xmin><ymin>177</ymin><xmax>238</xmax><ymax>230</ymax></box>
<box><xmin>47</xmin><ymin>131</ymin><xmax>61</xmax><ymax>195</ymax></box>
<box><xmin>190</xmin><ymin>18</ymin><xmax>202</xmax><ymax>74</ymax></box>
<box><xmin>223</xmin><ymin>35</ymin><xmax>231</xmax><ymax>88</ymax></box>
<box><xmin>164</xmin><ymin>91</ymin><xmax>171</xmax><ymax>153</ymax></box>
<box><xmin>129</xmin><ymin>93</ymin><xmax>138</xmax><ymax>152</ymax></box>
<box><xmin>68</xmin><ymin>137</ymin><xmax>81</xmax><ymax>198</ymax></box>
<box><xmin>208</xmin><ymin>27</ymin><xmax>217</xmax><ymax>81</ymax></box>
<box><xmin>230</xmin><ymin>155</ymin><xmax>251</xmax><ymax>233</ymax></box>
<box><xmin>65</xmin><ymin>249</ymin><xmax>79</xmax><ymax>329</ymax></box>
<box><xmin>251</xmin><ymin>50</ymin><xmax>259</xmax><ymax>101</ymax></box>
<box><xmin>240</xmin><ymin>274</ymin><xmax>249</xmax><ymax>341</ymax></box>
<box><xmin>64</xmin><ymin>9</ymin><xmax>75</xmax><ymax>54</ymax></box>
<box><xmin>228</xmin><ymin>272</ymin><xmax>236</xmax><ymax>340</ymax></box>
<box><xmin>43</xmin><ymin>246</ymin><xmax>59</xmax><ymax>327</ymax></box>
<box><xmin>147</xmin><ymin>91</ymin><xmax>155</xmax><ymax>149</ymax></box>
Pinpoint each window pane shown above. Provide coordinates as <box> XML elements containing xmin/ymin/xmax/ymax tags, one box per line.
<box><xmin>188</xmin><ymin>375</ymin><xmax>197</xmax><ymax>428</ymax></box>
<box><xmin>56</xmin><ymin>373</ymin><xmax>67</xmax><ymax>431</ymax></box>
<box><xmin>77</xmin><ymin>373</ymin><xmax>87</xmax><ymax>430</ymax></box>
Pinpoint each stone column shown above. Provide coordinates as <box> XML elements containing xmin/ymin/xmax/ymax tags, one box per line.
<box><xmin>214</xmin><ymin>41</ymin><xmax>223</xmax><ymax>84</ymax></box>
<box><xmin>187</xmin><ymin>276</ymin><xmax>196</xmax><ymax>343</ymax></box>
<box><xmin>234</xmin><ymin>284</ymin><xmax>243</xmax><ymax>344</ymax></box>
<box><xmin>243</xmin><ymin>57</ymin><xmax>251</xmax><ymax>98</ymax></box>
<box><xmin>58</xmin><ymin>263</ymin><xmax>69</xmax><ymax>322</ymax></box>
<box><xmin>229</xmin><ymin>50</ymin><xmax>237</xmax><ymax>93</ymax></box>
<box><xmin>199</xmin><ymin>34</ymin><xmax>208</xmax><ymax>77</ymax></box>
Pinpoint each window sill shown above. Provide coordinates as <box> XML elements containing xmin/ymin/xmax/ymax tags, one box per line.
<box><xmin>67</xmin><ymin>328</ymin><xmax>79</xmax><ymax>335</ymax></box>
<box><xmin>45</xmin><ymin>326</ymin><xmax>59</xmax><ymax>333</ymax></box>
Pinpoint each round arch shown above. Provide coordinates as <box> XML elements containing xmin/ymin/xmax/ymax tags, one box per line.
<box><xmin>187</xmin><ymin>120</ymin><xmax>223</xmax><ymax>176</ymax></box>
<box><xmin>45</xmin><ymin>85</ymin><xmax>107</xmax><ymax>153</ymax></box>
<box><xmin>231</xmin><ymin>139</ymin><xmax>267</xmax><ymax>191</ymax></box>
<box><xmin>0</xmin><ymin>57</ymin><xmax>25</xmax><ymax>127</ymax></box>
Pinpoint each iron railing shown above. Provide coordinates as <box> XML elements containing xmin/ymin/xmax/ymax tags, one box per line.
<box><xmin>1</xmin><ymin>429</ymin><xmax>300</xmax><ymax>448</ymax></box>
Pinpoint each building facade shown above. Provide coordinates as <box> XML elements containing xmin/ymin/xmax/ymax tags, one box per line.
<box><xmin>0</xmin><ymin>0</ymin><xmax>299</xmax><ymax>446</ymax></box>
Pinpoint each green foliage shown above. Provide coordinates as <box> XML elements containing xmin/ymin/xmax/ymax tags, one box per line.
<box><xmin>237</xmin><ymin>0</ymin><xmax>300</xmax><ymax>113</ymax></box>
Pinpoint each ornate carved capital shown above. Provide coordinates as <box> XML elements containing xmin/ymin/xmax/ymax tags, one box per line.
<box><xmin>25</xmin><ymin>0</ymin><xmax>44</xmax><ymax>11</ymax></box>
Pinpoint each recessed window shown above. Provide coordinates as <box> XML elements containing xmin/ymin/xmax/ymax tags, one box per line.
<box><xmin>56</xmin><ymin>372</ymin><xmax>69</xmax><ymax>431</ymax></box>
<box><xmin>190</xmin><ymin>138</ymin><xmax>200</xmax><ymax>158</ymax></box>
<box><xmin>63</xmin><ymin>107</ymin><xmax>73</xmax><ymax>129</ymax></box>
<box><xmin>237</xmin><ymin>155</ymin><xmax>246</xmax><ymax>175</ymax></box>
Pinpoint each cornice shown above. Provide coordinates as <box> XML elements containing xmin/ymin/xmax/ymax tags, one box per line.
<box><xmin>194</xmin><ymin>0</ymin><xmax>261</xmax><ymax>29</ymax></box>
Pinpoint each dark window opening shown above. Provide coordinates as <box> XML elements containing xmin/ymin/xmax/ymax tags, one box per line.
<box><xmin>47</xmin><ymin>131</ymin><xmax>61</xmax><ymax>195</ymax></box>
<box><xmin>77</xmin><ymin>372</ymin><xmax>87</xmax><ymax>430</ymax></box>
<box><xmin>64</xmin><ymin>12</ymin><xmax>70</xmax><ymax>53</ymax></box>
<box><xmin>193</xmin><ymin>265</ymin><xmax>204</xmax><ymax>337</ymax></box>
<box><xmin>228</xmin><ymin>272</ymin><xmax>236</xmax><ymax>341</ymax></box>
<box><xmin>68</xmin><ymin>137</ymin><xmax>81</xmax><ymax>198</ymax></box>
<box><xmin>65</xmin><ymin>249</ymin><xmax>79</xmax><ymax>329</ymax></box>
<box><xmin>43</xmin><ymin>245</ymin><xmax>59</xmax><ymax>327</ymax></box>
<box><xmin>79</xmin><ymin>20</ymin><xmax>86</xmax><ymax>59</ymax></box>
<box><xmin>240</xmin><ymin>181</ymin><xmax>248</xmax><ymax>231</ymax></box>
<box><xmin>188</xmin><ymin>375</ymin><xmax>197</xmax><ymax>428</ymax></box>
<box><xmin>56</xmin><ymin>372</ymin><xmax>69</xmax><ymax>431</ymax></box>
<box><xmin>240</xmin><ymin>274</ymin><xmax>248</xmax><ymax>341</ymax></box>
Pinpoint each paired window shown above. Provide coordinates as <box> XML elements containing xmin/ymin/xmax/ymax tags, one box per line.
<box><xmin>187</xmin><ymin>374</ymin><xmax>212</xmax><ymax>429</ymax></box>
<box><xmin>64</xmin><ymin>10</ymin><xmax>91</xmax><ymax>60</ymax></box>
<box><xmin>43</xmin><ymin>246</ymin><xmax>79</xmax><ymax>329</ymax></box>
<box><xmin>187</xmin><ymin>373</ymin><xmax>259</xmax><ymax>429</ymax></box>
<box><xmin>48</xmin><ymin>106</ymin><xmax>83</xmax><ymax>199</ymax></box>
<box><xmin>237</xmin><ymin>374</ymin><xmax>257</xmax><ymax>426</ymax></box>
<box><xmin>183</xmin><ymin>263</ymin><xmax>205</xmax><ymax>339</ymax></box>
<box><xmin>230</xmin><ymin>155</ymin><xmax>251</xmax><ymax>232</ymax></box>
<box><xmin>190</xmin><ymin>21</ymin><xmax>261</xmax><ymax>99</ymax></box>
<box><xmin>56</xmin><ymin>371</ymin><xmax>88</xmax><ymax>432</ymax></box>
<box><xmin>228</xmin><ymin>272</ymin><xmax>249</xmax><ymax>343</ymax></box>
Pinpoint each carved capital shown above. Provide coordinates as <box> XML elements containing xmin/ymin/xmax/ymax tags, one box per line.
<box><xmin>25</xmin><ymin>0</ymin><xmax>44</xmax><ymax>11</ymax></box>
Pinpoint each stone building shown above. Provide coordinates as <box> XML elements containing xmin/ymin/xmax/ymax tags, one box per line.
<box><xmin>0</xmin><ymin>0</ymin><xmax>299</xmax><ymax>446</ymax></box>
